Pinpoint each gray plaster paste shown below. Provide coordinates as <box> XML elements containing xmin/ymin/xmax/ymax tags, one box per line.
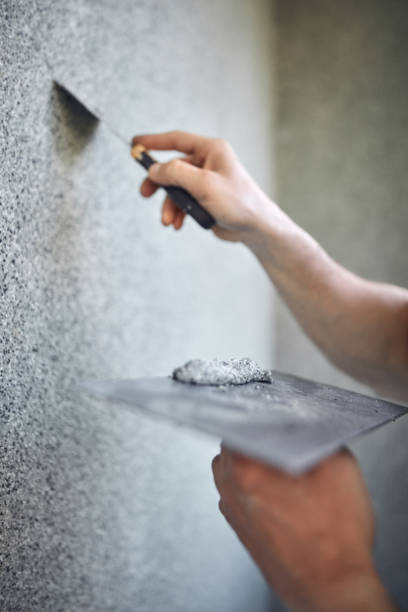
<box><xmin>172</xmin><ymin>358</ymin><xmax>274</xmax><ymax>386</ymax></box>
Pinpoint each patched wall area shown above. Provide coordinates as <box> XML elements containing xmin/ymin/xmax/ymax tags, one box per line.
<box><xmin>0</xmin><ymin>2</ymin><xmax>278</xmax><ymax>610</ymax></box>
<box><xmin>275</xmin><ymin>0</ymin><xmax>408</xmax><ymax>606</ymax></box>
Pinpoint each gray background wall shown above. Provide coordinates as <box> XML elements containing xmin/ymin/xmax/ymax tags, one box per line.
<box><xmin>1</xmin><ymin>1</ymin><xmax>278</xmax><ymax>611</ymax></box>
<box><xmin>2</xmin><ymin>0</ymin><xmax>408</xmax><ymax>610</ymax></box>
<box><xmin>276</xmin><ymin>0</ymin><xmax>408</xmax><ymax>607</ymax></box>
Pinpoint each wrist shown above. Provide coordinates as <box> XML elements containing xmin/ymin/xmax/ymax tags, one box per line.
<box><xmin>243</xmin><ymin>200</ymin><xmax>318</xmax><ymax>272</ymax></box>
<box><xmin>300</xmin><ymin>567</ymin><xmax>396</xmax><ymax>612</ymax></box>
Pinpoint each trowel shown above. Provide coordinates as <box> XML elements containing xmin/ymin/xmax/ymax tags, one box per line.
<box><xmin>82</xmin><ymin>372</ymin><xmax>407</xmax><ymax>474</ymax></box>
<box><xmin>53</xmin><ymin>74</ymin><xmax>407</xmax><ymax>473</ymax></box>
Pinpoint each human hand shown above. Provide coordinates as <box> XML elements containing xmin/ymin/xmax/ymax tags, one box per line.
<box><xmin>132</xmin><ymin>130</ymin><xmax>284</xmax><ymax>244</ymax></box>
<box><xmin>212</xmin><ymin>447</ymin><xmax>395</xmax><ymax>612</ymax></box>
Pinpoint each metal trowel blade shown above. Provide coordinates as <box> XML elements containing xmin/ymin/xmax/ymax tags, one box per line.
<box><xmin>80</xmin><ymin>371</ymin><xmax>407</xmax><ymax>474</ymax></box>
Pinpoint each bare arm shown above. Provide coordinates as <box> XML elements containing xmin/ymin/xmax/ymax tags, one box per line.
<box><xmin>133</xmin><ymin>131</ymin><xmax>408</xmax><ymax>402</ymax></box>
<box><xmin>249</xmin><ymin>214</ymin><xmax>408</xmax><ymax>403</ymax></box>
<box><xmin>133</xmin><ymin>131</ymin><xmax>403</xmax><ymax>610</ymax></box>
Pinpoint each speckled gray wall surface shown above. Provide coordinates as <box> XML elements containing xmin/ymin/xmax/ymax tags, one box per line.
<box><xmin>275</xmin><ymin>0</ymin><xmax>408</xmax><ymax>607</ymax></box>
<box><xmin>1</xmin><ymin>1</ymin><xmax>279</xmax><ymax>610</ymax></box>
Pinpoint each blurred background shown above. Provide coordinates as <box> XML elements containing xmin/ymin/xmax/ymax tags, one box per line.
<box><xmin>1</xmin><ymin>1</ymin><xmax>407</xmax><ymax>610</ymax></box>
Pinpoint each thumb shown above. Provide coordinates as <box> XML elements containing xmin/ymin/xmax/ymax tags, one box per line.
<box><xmin>148</xmin><ymin>159</ymin><xmax>208</xmax><ymax>200</ymax></box>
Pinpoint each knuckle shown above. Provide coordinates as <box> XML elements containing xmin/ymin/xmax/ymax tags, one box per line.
<box><xmin>168</xmin><ymin>129</ymin><xmax>186</xmax><ymax>145</ymax></box>
<box><xmin>211</xmin><ymin>454</ymin><xmax>220</xmax><ymax>474</ymax></box>
<box><xmin>167</xmin><ymin>158</ymin><xmax>182</xmax><ymax>173</ymax></box>
<box><xmin>165</xmin><ymin>129</ymin><xmax>180</xmax><ymax>138</ymax></box>
<box><xmin>212</xmin><ymin>137</ymin><xmax>231</xmax><ymax>152</ymax></box>
<box><xmin>218</xmin><ymin>498</ymin><xmax>228</xmax><ymax>518</ymax></box>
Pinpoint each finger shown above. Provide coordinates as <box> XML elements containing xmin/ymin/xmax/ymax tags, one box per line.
<box><xmin>148</xmin><ymin>159</ymin><xmax>211</xmax><ymax>203</ymax></box>
<box><xmin>221</xmin><ymin>445</ymin><xmax>285</xmax><ymax>492</ymax></box>
<box><xmin>220</xmin><ymin>444</ymin><xmax>240</xmax><ymax>472</ymax></box>
<box><xmin>179</xmin><ymin>154</ymin><xmax>196</xmax><ymax>166</ymax></box>
<box><xmin>310</xmin><ymin>448</ymin><xmax>358</xmax><ymax>483</ymax></box>
<box><xmin>132</xmin><ymin>130</ymin><xmax>211</xmax><ymax>155</ymax></box>
<box><xmin>174</xmin><ymin>153</ymin><xmax>205</xmax><ymax>168</ymax></box>
<box><xmin>161</xmin><ymin>196</ymin><xmax>178</xmax><ymax>226</ymax></box>
<box><xmin>173</xmin><ymin>209</ymin><xmax>186</xmax><ymax>230</ymax></box>
<box><xmin>212</xmin><ymin>454</ymin><xmax>221</xmax><ymax>471</ymax></box>
<box><xmin>176</xmin><ymin>213</ymin><xmax>186</xmax><ymax>230</ymax></box>
<box><xmin>140</xmin><ymin>153</ymin><xmax>196</xmax><ymax>198</ymax></box>
<box><xmin>140</xmin><ymin>177</ymin><xmax>159</xmax><ymax>197</ymax></box>
<box><xmin>212</xmin><ymin>454</ymin><xmax>222</xmax><ymax>490</ymax></box>
<box><xmin>222</xmin><ymin>443</ymin><xmax>268</xmax><ymax>471</ymax></box>
<box><xmin>220</xmin><ymin>446</ymin><xmax>245</xmax><ymax>479</ymax></box>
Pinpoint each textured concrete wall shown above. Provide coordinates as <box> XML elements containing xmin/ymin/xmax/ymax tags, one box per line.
<box><xmin>1</xmin><ymin>1</ymin><xmax>279</xmax><ymax>610</ymax></box>
<box><xmin>275</xmin><ymin>0</ymin><xmax>408</xmax><ymax>606</ymax></box>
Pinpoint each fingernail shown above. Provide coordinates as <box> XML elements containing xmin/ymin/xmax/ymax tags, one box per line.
<box><xmin>132</xmin><ymin>135</ymin><xmax>142</xmax><ymax>145</ymax></box>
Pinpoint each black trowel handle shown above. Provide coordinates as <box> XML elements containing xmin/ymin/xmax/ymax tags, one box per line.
<box><xmin>162</xmin><ymin>185</ymin><xmax>215</xmax><ymax>229</ymax></box>
<box><xmin>131</xmin><ymin>145</ymin><xmax>216</xmax><ymax>230</ymax></box>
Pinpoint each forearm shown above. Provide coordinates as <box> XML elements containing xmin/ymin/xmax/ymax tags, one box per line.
<box><xmin>246</xmin><ymin>205</ymin><xmax>408</xmax><ymax>402</ymax></box>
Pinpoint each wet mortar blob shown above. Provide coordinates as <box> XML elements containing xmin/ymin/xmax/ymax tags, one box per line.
<box><xmin>172</xmin><ymin>358</ymin><xmax>274</xmax><ymax>386</ymax></box>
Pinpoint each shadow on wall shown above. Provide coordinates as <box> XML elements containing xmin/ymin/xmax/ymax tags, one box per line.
<box><xmin>51</xmin><ymin>83</ymin><xmax>98</xmax><ymax>162</ymax></box>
